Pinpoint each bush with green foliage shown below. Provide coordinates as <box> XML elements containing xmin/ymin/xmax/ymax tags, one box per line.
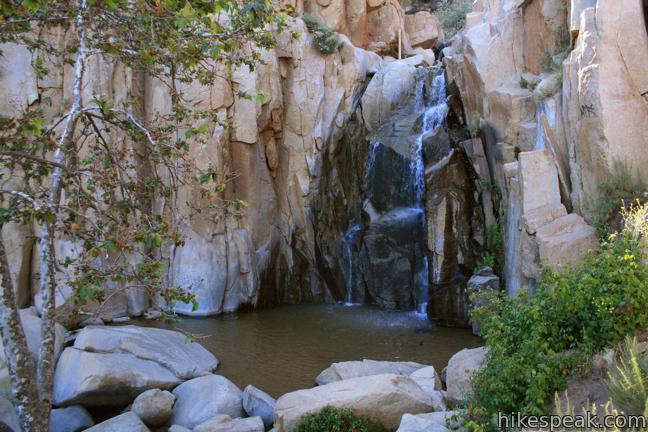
<box><xmin>302</xmin><ymin>14</ymin><xmax>344</xmax><ymax>54</ymax></box>
<box><xmin>475</xmin><ymin>223</ymin><xmax>503</xmax><ymax>275</ymax></box>
<box><xmin>434</xmin><ymin>0</ymin><xmax>474</xmax><ymax>38</ymax></box>
<box><xmin>294</xmin><ymin>406</ymin><xmax>389</xmax><ymax>432</ymax></box>
<box><xmin>467</xmin><ymin>202</ymin><xmax>648</xmax><ymax>430</ymax></box>
<box><xmin>605</xmin><ymin>337</ymin><xmax>648</xmax><ymax>415</ymax></box>
<box><xmin>590</xmin><ymin>160</ymin><xmax>646</xmax><ymax>238</ymax></box>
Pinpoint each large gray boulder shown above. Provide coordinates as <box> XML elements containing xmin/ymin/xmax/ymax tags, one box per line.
<box><xmin>132</xmin><ymin>389</ymin><xmax>175</xmax><ymax>427</ymax></box>
<box><xmin>397</xmin><ymin>412</ymin><xmax>456</xmax><ymax>432</ymax></box>
<box><xmin>73</xmin><ymin>325</ymin><xmax>219</xmax><ymax>379</ymax></box>
<box><xmin>409</xmin><ymin>366</ymin><xmax>442</xmax><ymax>395</ymax></box>
<box><xmin>397</xmin><ymin>411</ymin><xmax>464</xmax><ymax>431</ymax></box>
<box><xmin>274</xmin><ymin>374</ymin><xmax>435</xmax><ymax>432</ymax></box>
<box><xmin>170</xmin><ymin>375</ymin><xmax>244</xmax><ymax>429</ymax></box>
<box><xmin>195</xmin><ymin>416</ymin><xmax>265</xmax><ymax>432</ymax></box>
<box><xmin>242</xmin><ymin>385</ymin><xmax>275</xmax><ymax>429</ymax></box>
<box><xmin>53</xmin><ymin>325</ymin><xmax>218</xmax><ymax>406</ymax></box>
<box><xmin>445</xmin><ymin>347</ymin><xmax>487</xmax><ymax>405</ymax></box>
<box><xmin>316</xmin><ymin>359</ymin><xmax>429</xmax><ymax>385</ymax></box>
<box><xmin>50</xmin><ymin>405</ymin><xmax>95</xmax><ymax>432</ymax></box>
<box><xmin>85</xmin><ymin>412</ymin><xmax>150</xmax><ymax>432</ymax></box>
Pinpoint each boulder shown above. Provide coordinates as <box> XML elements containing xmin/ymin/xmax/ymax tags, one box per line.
<box><xmin>170</xmin><ymin>375</ymin><xmax>244</xmax><ymax>429</ymax></box>
<box><xmin>536</xmin><ymin>213</ymin><xmax>598</xmax><ymax>269</ymax></box>
<box><xmin>242</xmin><ymin>385</ymin><xmax>275</xmax><ymax>429</ymax></box>
<box><xmin>397</xmin><ymin>414</ymin><xmax>450</xmax><ymax>432</ymax></box>
<box><xmin>53</xmin><ymin>348</ymin><xmax>180</xmax><ymax>406</ymax></box>
<box><xmin>410</xmin><ymin>366</ymin><xmax>443</xmax><ymax>396</ymax></box>
<box><xmin>316</xmin><ymin>360</ymin><xmax>429</xmax><ymax>385</ymax></box>
<box><xmin>53</xmin><ymin>325</ymin><xmax>218</xmax><ymax>406</ymax></box>
<box><xmin>361</xmin><ymin>57</ymin><xmax>423</xmax><ymax>132</ymax></box>
<box><xmin>0</xmin><ymin>396</ymin><xmax>19</xmax><ymax>432</ymax></box>
<box><xmin>274</xmin><ymin>374</ymin><xmax>435</xmax><ymax>431</ymax></box>
<box><xmin>192</xmin><ymin>415</ymin><xmax>231</xmax><ymax>432</ymax></box>
<box><xmin>404</xmin><ymin>11</ymin><xmax>443</xmax><ymax>49</ymax></box>
<box><xmin>169</xmin><ymin>426</ymin><xmax>192</xmax><ymax>432</ymax></box>
<box><xmin>73</xmin><ymin>325</ymin><xmax>219</xmax><ymax>379</ymax></box>
<box><xmin>85</xmin><ymin>412</ymin><xmax>150</xmax><ymax>432</ymax></box>
<box><xmin>195</xmin><ymin>416</ymin><xmax>265</xmax><ymax>432</ymax></box>
<box><xmin>132</xmin><ymin>389</ymin><xmax>175</xmax><ymax>427</ymax></box>
<box><xmin>50</xmin><ymin>405</ymin><xmax>95</xmax><ymax>432</ymax></box>
<box><xmin>397</xmin><ymin>411</ymin><xmax>463</xmax><ymax>432</ymax></box>
<box><xmin>445</xmin><ymin>347</ymin><xmax>487</xmax><ymax>405</ymax></box>
<box><xmin>518</xmin><ymin>150</ymin><xmax>562</xmax><ymax>215</ymax></box>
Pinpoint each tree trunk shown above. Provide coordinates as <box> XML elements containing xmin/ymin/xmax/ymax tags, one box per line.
<box><xmin>36</xmin><ymin>0</ymin><xmax>88</xmax><ymax>409</ymax></box>
<box><xmin>0</xmin><ymin>236</ymin><xmax>47</xmax><ymax>431</ymax></box>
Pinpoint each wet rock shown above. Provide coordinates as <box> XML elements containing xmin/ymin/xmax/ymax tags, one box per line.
<box><xmin>195</xmin><ymin>416</ymin><xmax>265</xmax><ymax>432</ymax></box>
<box><xmin>242</xmin><ymin>385</ymin><xmax>275</xmax><ymax>429</ymax></box>
<box><xmin>446</xmin><ymin>347</ymin><xmax>487</xmax><ymax>405</ymax></box>
<box><xmin>170</xmin><ymin>375</ymin><xmax>244</xmax><ymax>429</ymax></box>
<box><xmin>53</xmin><ymin>325</ymin><xmax>218</xmax><ymax>406</ymax></box>
<box><xmin>132</xmin><ymin>389</ymin><xmax>175</xmax><ymax>427</ymax></box>
<box><xmin>360</xmin><ymin>207</ymin><xmax>428</xmax><ymax>310</ymax></box>
<box><xmin>85</xmin><ymin>412</ymin><xmax>150</xmax><ymax>432</ymax></box>
<box><xmin>274</xmin><ymin>374</ymin><xmax>435</xmax><ymax>431</ymax></box>
<box><xmin>426</xmin><ymin>149</ymin><xmax>483</xmax><ymax>327</ymax></box>
<box><xmin>50</xmin><ymin>405</ymin><xmax>95</xmax><ymax>432</ymax></box>
<box><xmin>316</xmin><ymin>360</ymin><xmax>429</xmax><ymax>385</ymax></box>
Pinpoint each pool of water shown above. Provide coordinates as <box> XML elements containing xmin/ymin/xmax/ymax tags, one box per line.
<box><xmin>143</xmin><ymin>304</ymin><xmax>482</xmax><ymax>398</ymax></box>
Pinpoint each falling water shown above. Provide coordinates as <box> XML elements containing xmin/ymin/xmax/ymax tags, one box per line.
<box><xmin>534</xmin><ymin>99</ymin><xmax>556</xmax><ymax>151</ymax></box>
<box><xmin>341</xmin><ymin>224</ymin><xmax>362</xmax><ymax>305</ymax></box>
<box><xmin>411</xmin><ymin>68</ymin><xmax>449</xmax><ymax>314</ymax></box>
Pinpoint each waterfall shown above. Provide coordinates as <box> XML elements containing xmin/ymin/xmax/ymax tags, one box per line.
<box><xmin>334</xmin><ymin>65</ymin><xmax>451</xmax><ymax>314</ymax></box>
<box><xmin>412</xmin><ymin>68</ymin><xmax>449</xmax><ymax>314</ymax></box>
<box><xmin>534</xmin><ymin>99</ymin><xmax>556</xmax><ymax>151</ymax></box>
<box><xmin>341</xmin><ymin>224</ymin><xmax>362</xmax><ymax>305</ymax></box>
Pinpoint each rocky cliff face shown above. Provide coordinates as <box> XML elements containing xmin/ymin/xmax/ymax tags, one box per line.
<box><xmin>2</xmin><ymin>0</ymin><xmax>644</xmax><ymax>324</ymax></box>
<box><xmin>0</xmin><ymin>0</ymin><xmax>446</xmax><ymax>320</ymax></box>
<box><xmin>444</xmin><ymin>0</ymin><xmax>647</xmax><ymax>294</ymax></box>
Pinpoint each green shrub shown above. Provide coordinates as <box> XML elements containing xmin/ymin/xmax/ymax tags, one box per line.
<box><xmin>590</xmin><ymin>160</ymin><xmax>646</xmax><ymax>238</ymax></box>
<box><xmin>468</xmin><ymin>203</ymin><xmax>648</xmax><ymax>430</ymax></box>
<box><xmin>434</xmin><ymin>0</ymin><xmax>474</xmax><ymax>38</ymax></box>
<box><xmin>294</xmin><ymin>406</ymin><xmax>389</xmax><ymax>432</ymax></box>
<box><xmin>605</xmin><ymin>337</ymin><xmax>648</xmax><ymax>415</ymax></box>
<box><xmin>302</xmin><ymin>14</ymin><xmax>344</xmax><ymax>54</ymax></box>
<box><xmin>475</xmin><ymin>223</ymin><xmax>503</xmax><ymax>275</ymax></box>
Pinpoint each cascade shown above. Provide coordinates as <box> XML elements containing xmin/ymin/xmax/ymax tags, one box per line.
<box><xmin>331</xmin><ymin>66</ymin><xmax>450</xmax><ymax>313</ymax></box>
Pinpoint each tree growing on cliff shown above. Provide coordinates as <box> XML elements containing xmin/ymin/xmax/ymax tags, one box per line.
<box><xmin>0</xmin><ymin>1</ymin><xmax>283</xmax><ymax>429</ymax></box>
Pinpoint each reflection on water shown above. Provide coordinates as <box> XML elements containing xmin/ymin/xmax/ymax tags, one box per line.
<box><xmin>142</xmin><ymin>304</ymin><xmax>482</xmax><ymax>398</ymax></box>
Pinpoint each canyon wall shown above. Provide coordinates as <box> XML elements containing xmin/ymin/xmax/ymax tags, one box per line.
<box><xmin>444</xmin><ymin>0</ymin><xmax>647</xmax><ymax>294</ymax></box>
<box><xmin>0</xmin><ymin>1</ymin><xmax>444</xmax><ymax>320</ymax></box>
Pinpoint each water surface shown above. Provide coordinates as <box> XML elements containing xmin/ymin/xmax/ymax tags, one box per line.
<box><xmin>145</xmin><ymin>304</ymin><xmax>481</xmax><ymax>398</ymax></box>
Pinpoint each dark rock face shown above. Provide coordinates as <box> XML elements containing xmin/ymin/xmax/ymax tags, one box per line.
<box><xmin>425</xmin><ymin>146</ymin><xmax>483</xmax><ymax>326</ymax></box>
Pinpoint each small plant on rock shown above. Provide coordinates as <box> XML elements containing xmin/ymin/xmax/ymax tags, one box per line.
<box><xmin>294</xmin><ymin>406</ymin><xmax>389</xmax><ymax>432</ymax></box>
<box><xmin>302</xmin><ymin>14</ymin><xmax>344</xmax><ymax>54</ymax></box>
